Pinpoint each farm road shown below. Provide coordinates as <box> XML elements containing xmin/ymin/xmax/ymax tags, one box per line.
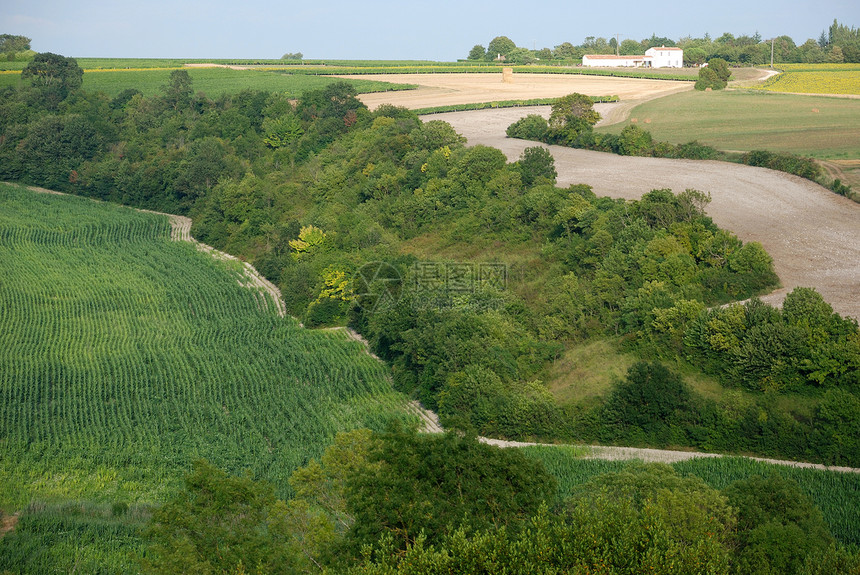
<box><xmin>424</xmin><ymin>107</ymin><xmax>860</xmax><ymax>320</ymax></box>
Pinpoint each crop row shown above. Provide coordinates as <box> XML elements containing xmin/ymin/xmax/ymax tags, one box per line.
<box><xmin>0</xmin><ymin>184</ymin><xmax>411</xmax><ymax>507</ymax></box>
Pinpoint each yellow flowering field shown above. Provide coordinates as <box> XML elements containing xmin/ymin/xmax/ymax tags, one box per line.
<box><xmin>754</xmin><ymin>63</ymin><xmax>860</xmax><ymax>96</ymax></box>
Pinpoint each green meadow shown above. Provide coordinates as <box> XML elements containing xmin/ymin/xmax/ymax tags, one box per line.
<box><xmin>596</xmin><ymin>89</ymin><xmax>860</xmax><ymax>159</ymax></box>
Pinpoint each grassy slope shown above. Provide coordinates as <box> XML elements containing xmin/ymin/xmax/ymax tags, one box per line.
<box><xmin>0</xmin><ymin>183</ymin><xmax>408</xmax><ymax>509</ymax></box>
<box><xmin>596</xmin><ymin>88</ymin><xmax>860</xmax><ymax>159</ymax></box>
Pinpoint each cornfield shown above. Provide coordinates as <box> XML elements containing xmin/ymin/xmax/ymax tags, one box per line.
<box><xmin>0</xmin><ymin>184</ymin><xmax>409</xmax><ymax>507</ymax></box>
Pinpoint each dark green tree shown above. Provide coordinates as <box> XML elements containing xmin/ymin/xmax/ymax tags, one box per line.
<box><xmin>618</xmin><ymin>123</ymin><xmax>654</xmax><ymax>156</ymax></box>
<box><xmin>506</xmin><ymin>113</ymin><xmax>549</xmax><ymax>141</ymax></box>
<box><xmin>695</xmin><ymin>65</ymin><xmax>727</xmax><ymax>90</ymax></box>
<box><xmin>345</xmin><ymin>425</ymin><xmax>555</xmax><ymax>551</ymax></box>
<box><xmin>603</xmin><ymin>362</ymin><xmax>693</xmax><ymax>440</ymax></box>
<box><xmin>21</xmin><ymin>52</ymin><xmax>83</xmax><ymax>108</ymax></box>
<box><xmin>487</xmin><ymin>36</ymin><xmax>516</xmax><ymax>60</ymax></box>
<box><xmin>548</xmin><ymin>92</ymin><xmax>600</xmax><ymax>144</ymax></box>
<box><xmin>162</xmin><ymin>68</ymin><xmax>193</xmax><ymax>111</ymax></box>
<box><xmin>143</xmin><ymin>460</ymin><xmax>297</xmax><ymax>574</ymax></box>
<box><xmin>707</xmin><ymin>57</ymin><xmax>731</xmax><ymax>81</ymax></box>
<box><xmin>467</xmin><ymin>44</ymin><xmax>486</xmax><ymax>60</ymax></box>
<box><xmin>723</xmin><ymin>474</ymin><xmax>834</xmax><ymax>575</ymax></box>
<box><xmin>0</xmin><ymin>34</ymin><xmax>31</xmax><ymax>55</ymax></box>
<box><xmin>516</xmin><ymin>146</ymin><xmax>557</xmax><ymax>187</ymax></box>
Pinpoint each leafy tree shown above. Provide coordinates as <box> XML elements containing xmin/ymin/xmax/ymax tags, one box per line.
<box><xmin>553</xmin><ymin>42</ymin><xmax>578</xmax><ymax>60</ymax></box>
<box><xmin>344</xmin><ymin>424</ymin><xmax>556</xmax><ymax>551</ymax></box>
<box><xmin>143</xmin><ymin>460</ymin><xmax>296</xmax><ymax>574</ymax></box>
<box><xmin>618</xmin><ymin>123</ymin><xmax>654</xmax><ymax>156</ymax></box>
<box><xmin>505</xmin><ymin>113</ymin><xmax>549</xmax><ymax>141</ymax></box>
<box><xmin>289</xmin><ymin>224</ymin><xmax>327</xmax><ymax>257</ymax></box>
<box><xmin>548</xmin><ymin>92</ymin><xmax>600</xmax><ymax>144</ymax></box>
<box><xmin>603</xmin><ymin>362</ymin><xmax>694</xmax><ymax>441</ymax></box>
<box><xmin>467</xmin><ymin>44</ymin><xmax>485</xmax><ymax>60</ymax></box>
<box><xmin>0</xmin><ymin>34</ymin><xmax>31</xmax><ymax>57</ymax></box>
<box><xmin>642</xmin><ymin>34</ymin><xmax>677</xmax><ymax>49</ymax></box>
<box><xmin>516</xmin><ymin>146</ymin><xmax>556</xmax><ymax>187</ymax></box>
<box><xmin>707</xmin><ymin>57</ymin><xmax>731</xmax><ymax>81</ymax></box>
<box><xmin>535</xmin><ymin>47</ymin><xmax>553</xmax><ymax>60</ymax></box>
<box><xmin>486</xmin><ymin>36</ymin><xmax>516</xmax><ymax>60</ymax></box>
<box><xmin>723</xmin><ymin>474</ymin><xmax>834</xmax><ymax>575</ymax></box>
<box><xmin>506</xmin><ymin>47</ymin><xmax>536</xmax><ymax>64</ymax></box>
<box><xmin>18</xmin><ymin>113</ymin><xmax>102</xmax><ymax>189</ymax></box>
<box><xmin>619</xmin><ymin>38</ymin><xmax>643</xmax><ymax>55</ymax></box>
<box><xmin>21</xmin><ymin>52</ymin><xmax>83</xmax><ymax>108</ymax></box>
<box><xmin>162</xmin><ymin>68</ymin><xmax>193</xmax><ymax>111</ymax></box>
<box><xmin>560</xmin><ymin>463</ymin><xmax>735</xmax><ymax>573</ymax></box>
<box><xmin>695</xmin><ymin>65</ymin><xmax>726</xmax><ymax>90</ymax></box>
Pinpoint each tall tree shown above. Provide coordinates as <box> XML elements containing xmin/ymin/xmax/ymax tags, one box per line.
<box><xmin>467</xmin><ymin>44</ymin><xmax>486</xmax><ymax>60</ymax></box>
<box><xmin>21</xmin><ymin>52</ymin><xmax>83</xmax><ymax>108</ymax></box>
<box><xmin>487</xmin><ymin>36</ymin><xmax>516</xmax><ymax>59</ymax></box>
<box><xmin>0</xmin><ymin>34</ymin><xmax>31</xmax><ymax>54</ymax></box>
<box><xmin>162</xmin><ymin>68</ymin><xmax>193</xmax><ymax>111</ymax></box>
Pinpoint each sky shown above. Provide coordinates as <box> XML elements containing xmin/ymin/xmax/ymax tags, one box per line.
<box><xmin>2</xmin><ymin>0</ymin><xmax>858</xmax><ymax>61</ymax></box>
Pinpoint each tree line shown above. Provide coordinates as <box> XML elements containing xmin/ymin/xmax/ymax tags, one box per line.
<box><xmin>468</xmin><ymin>19</ymin><xmax>860</xmax><ymax>65</ymax></box>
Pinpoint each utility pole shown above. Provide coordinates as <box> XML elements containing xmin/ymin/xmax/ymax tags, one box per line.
<box><xmin>615</xmin><ymin>33</ymin><xmax>622</xmax><ymax>56</ymax></box>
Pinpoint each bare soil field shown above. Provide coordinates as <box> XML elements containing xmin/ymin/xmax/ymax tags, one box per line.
<box><xmin>350</xmin><ymin>72</ymin><xmax>693</xmax><ymax>111</ymax></box>
<box><xmin>425</xmin><ymin>107</ymin><xmax>860</xmax><ymax>319</ymax></box>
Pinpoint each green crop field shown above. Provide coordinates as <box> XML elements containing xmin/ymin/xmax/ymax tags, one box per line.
<box><xmin>0</xmin><ymin>183</ymin><xmax>409</xmax><ymax>508</ymax></box>
<box><xmin>0</xmin><ymin>66</ymin><xmax>415</xmax><ymax>97</ymax></box>
<box><xmin>596</xmin><ymin>89</ymin><xmax>860</xmax><ymax>159</ymax></box>
<box><xmin>521</xmin><ymin>447</ymin><xmax>860</xmax><ymax>546</ymax></box>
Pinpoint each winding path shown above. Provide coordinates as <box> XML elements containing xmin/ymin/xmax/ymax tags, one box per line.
<box><xmin>423</xmin><ymin>108</ymin><xmax>860</xmax><ymax>319</ymax></box>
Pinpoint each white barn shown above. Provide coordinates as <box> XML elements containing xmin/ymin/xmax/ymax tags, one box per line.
<box><xmin>582</xmin><ymin>46</ymin><xmax>683</xmax><ymax>68</ymax></box>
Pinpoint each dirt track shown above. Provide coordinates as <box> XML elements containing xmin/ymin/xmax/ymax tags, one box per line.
<box><xmin>425</xmin><ymin>107</ymin><xmax>860</xmax><ymax>319</ymax></box>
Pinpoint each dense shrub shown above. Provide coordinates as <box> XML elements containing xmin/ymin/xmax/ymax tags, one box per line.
<box><xmin>742</xmin><ymin>150</ymin><xmax>822</xmax><ymax>180</ymax></box>
<box><xmin>506</xmin><ymin>114</ymin><xmax>549</xmax><ymax>140</ymax></box>
<box><xmin>695</xmin><ymin>65</ymin><xmax>727</xmax><ymax>90</ymax></box>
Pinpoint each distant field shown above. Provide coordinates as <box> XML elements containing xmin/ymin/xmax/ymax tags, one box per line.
<box><xmin>0</xmin><ymin>183</ymin><xmax>408</xmax><ymax>510</ymax></box>
<box><xmin>91</xmin><ymin>67</ymin><xmax>414</xmax><ymax>97</ymax></box>
<box><xmin>0</xmin><ymin>66</ymin><xmax>414</xmax><ymax>98</ymax></box>
<box><xmin>753</xmin><ymin>63</ymin><xmax>860</xmax><ymax>95</ymax></box>
<box><xmin>596</xmin><ymin>89</ymin><xmax>860</xmax><ymax>159</ymax></box>
<box><xmin>522</xmin><ymin>447</ymin><xmax>860</xmax><ymax>546</ymax></box>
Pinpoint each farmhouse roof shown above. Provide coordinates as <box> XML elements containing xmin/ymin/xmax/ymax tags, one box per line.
<box><xmin>652</xmin><ymin>46</ymin><xmax>682</xmax><ymax>50</ymax></box>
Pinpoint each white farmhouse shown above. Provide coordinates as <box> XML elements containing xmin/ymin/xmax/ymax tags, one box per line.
<box><xmin>582</xmin><ymin>46</ymin><xmax>683</xmax><ymax>68</ymax></box>
<box><xmin>645</xmin><ymin>46</ymin><xmax>683</xmax><ymax>68</ymax></box>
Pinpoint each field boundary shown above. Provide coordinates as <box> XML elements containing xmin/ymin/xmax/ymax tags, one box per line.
<box><xmin>407</xmin><ymin>402</ymin><xmax>860</xmax><ymax>474</ymax></box>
